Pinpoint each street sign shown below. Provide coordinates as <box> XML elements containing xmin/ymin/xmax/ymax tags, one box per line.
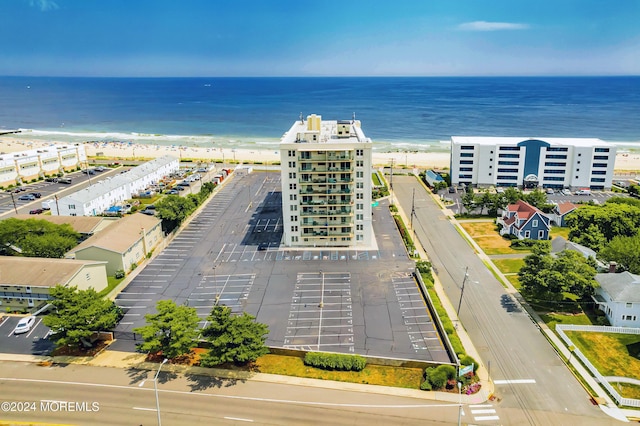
<box><xmin>459</xmin><ymin>363</ymin><xmax>474</xmax><ymax>376</ymax></box>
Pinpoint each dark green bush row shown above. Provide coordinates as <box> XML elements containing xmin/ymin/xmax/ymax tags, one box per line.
<box><xmin>304</xmin><ymin>352</ymin><xmax>366</xmax><ymax>371</ymax></box>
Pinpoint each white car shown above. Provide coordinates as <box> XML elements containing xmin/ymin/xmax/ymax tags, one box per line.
<box><xmin>14</xmin><ymin>316</ymin><xmax>36</xmax><ymax>335</ymax></box>
<box><xmin>561</xmin><ymin>189</ymin><xmax>572</xmax><ymax>196</ymax></box>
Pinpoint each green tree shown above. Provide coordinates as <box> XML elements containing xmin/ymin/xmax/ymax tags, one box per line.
<box><xmin>567</xmin><ymin>203</ymin><xmax>640</xmax><ymax>244</ymax></box>
<box><xmin>155</xmin><ymin>195</ymin><xmax>198</xmax><ymax>232</ymax></box>
<box><xmin>600</xmin><ymin>234</ymin><xmax>640</xmax><ymax>274</ymax></box>
<box><xmin>518</xmin><ymin>245</ymin><xmax>562</xmax><ymax>302</ymax></box>
<box><xmin>519</xmin><ymin>245</ymin><xmax>598</xmax><ymax>303</ymax></box>
<box><xmin>461</xmin><ymin>191</ymin><xmax>476</xmax><ymax>214</ymax></box>
<box><xmin>487</xmin><ymin>194</ymin><xmax>508</xmax><ymax>217</ymax></box>
<box><xmin>43</xmin><ymin>285</ymin><xmax>122</xmax><ymax>351</ymax></box>
<box><xmin>503</xmin><ymin>187</ymin><xmax>521</xmax><ymax>205</ymax></box>
<box><xmin>554</xmin><ymin>250</ymin><xmax>598</xmax><ymax>299</ymax></box>
<box><xmin>476</xmin><ymin>190</ymin><xmax>493</xmax><ymax>215</ymax></box>
<box><xmin>199</xmin><ymin>306</ymin><xmax>270</xmax><ymax>367</ymax></box>
<box><xmin>571</xmin><ymin>224</ymin><xmax>607</xmax><ymax>253</ymax></box>
<box><xmin>133</xmin><ymin>300</ymin><xmax>201</xmax><ymax>359</ymax></box>
<box><xmin>522</xmin><ymin>189</ymin><xmax>547</xmax><ymax>209</ymax></box>
<box><xmin>0</xmin><ymin>218</ymin><xmax>80</xmax><ymax>258</ymax></box>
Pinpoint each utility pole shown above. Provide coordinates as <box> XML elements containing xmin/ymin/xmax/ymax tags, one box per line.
<box><xmin>456</xmin><ymin>267</ymin><xmax>469</xmax><ymax>317</ymax></box>
<box><xmin>389</xmin><ymin>159</ymin><xmax>394</xmax><ymax>205</ymax></box>
<box><xmin>410</xmin><ymin>188</ymin><xmax>416</xmax><ymax>230</ymax></box>
<box><xmin>10</xmin><ymin>192</ymin><xmax>18</xmax><ymax>215</ymax></box>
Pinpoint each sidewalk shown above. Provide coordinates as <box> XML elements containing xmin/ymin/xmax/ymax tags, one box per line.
<box><xmin>403</xmin><ymin>183</ymin><xmax>635</xmax><ymax>422</ymax></box>
<box><xmin>0</xmin><ymin>349</ymin><xmax>484</xmax><ymax>405</ymax></box>
<box><xmin>391</xmin><ymin>183</ymin><xmax>494</xmax><ymax>405</ymax></box>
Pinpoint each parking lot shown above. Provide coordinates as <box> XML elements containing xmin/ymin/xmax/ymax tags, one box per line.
<box><xmin>0</xmin><ymin>315</ymin><xmax>53</xmax><ymax>355</ymax></box>
<box><xmin>0</xmin><ymin>169</ymin><xmax>449</xmax><ymax>362</ymax></box>
<box><xmin>284</xmin><ymin>272</ymin><xmax>354</xmax><ymax>352</ymax></box>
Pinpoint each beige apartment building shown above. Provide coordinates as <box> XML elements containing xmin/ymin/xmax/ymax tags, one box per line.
<box><xmin>280</xmin><ymin>114</ymin><xmax>373</xmax><ymax>248</ymax></box>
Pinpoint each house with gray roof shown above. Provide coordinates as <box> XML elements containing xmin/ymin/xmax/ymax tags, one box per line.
<box><xmin>593</xmin><ymin>271</ymin><xmax>640</xmax><ymax>327</ymax></box>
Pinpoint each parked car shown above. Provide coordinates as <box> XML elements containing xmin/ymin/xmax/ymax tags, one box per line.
<box><xmin>29</xmin><ymin>192</ymin><xmax>42</xmax><ymax>198</ymax></box>
<box><xmin>140</xmin><ymin>209</ymin><xmax>155</xmax><ymax>216</ymax></box>
<box><xmin>448</xmin><ymin>187</ymin><xmax>456</xmax><ymax>193</ymax></box>
<box><xmin>29</xmin><ymin>208</ymin><xmax>44</xmax><ymax>214</ymax></box>
<box><xmin>14</xmin><ymin>316</ymin><xmax>36</xmax><ymax>334</ymax></box>
<box><xmin>82</xmin><ymin>169</ymin><xmax>95</xmax><ymax>175</ymax></box>
<box><xmin>18</xmin><ymin>194</ymin><xmax>36</xmax><ymax>201</ymax></box>
<box><xmin>561</xmin><ymin>189</ymin><xmax>572</xmax><ymax>196</ymax></box>
<box><xmin>175</xmin><ymin>186</ymin><xmax>185</xmax><ymax>191</ymax></box>
<box><xmin>58</xmin><ymin>177</ymin><xmax>72</xmax><ymax>184</ymax></box>
<box><xmin>166</xmin><ymin>189</ymin><xmax>179</xmax><ymax>195</ymax></box>
<box><xmin>12</xmin><ymin>187</ymin><xmax>26</xmax><ymax>193</ymax></box>
<box><xmin>546</xmin><ymin>188</ymin><xmax>554</xmax><ymax>194</ymax></box>
<box><xmin>94</xmin><ymin>166</ymin><xmax>105</xmax><ymax>172</ymax></box>
<box><xmin>45</xmin><ymin>177</ymin><xmax>59</xmax><ymax>183</ymax></box>
<box><xmin>576</xmin><ymin>189</ymin><xmax>591</xmax><ymax>195</ymax></box>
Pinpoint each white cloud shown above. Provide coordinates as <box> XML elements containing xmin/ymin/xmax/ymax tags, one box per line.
<box><xmin>457</xmin><ymin>21</ymin><xmax>529</xmax><ymax>32</ymax></box>
<box><xmin>26</xmin><ymin>0</ymin><xmax>59</xmax><ymax>11</ymax></box>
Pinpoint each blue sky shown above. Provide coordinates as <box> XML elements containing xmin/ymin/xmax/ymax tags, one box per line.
<box><xmin>1</xmin><ymin>0</ymin><xmax>638</xmax><ymax>76</ymax></box>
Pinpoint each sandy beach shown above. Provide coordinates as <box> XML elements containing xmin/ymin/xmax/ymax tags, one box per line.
<box><xmin>1</xmin><ymin>136</ymin><xmax>639</xmax><ymax>173</ymax></box>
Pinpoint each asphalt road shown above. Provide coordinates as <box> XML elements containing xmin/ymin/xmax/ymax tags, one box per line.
<box><xmin>0</xmin><ymin>361</ymin><xmax>461</xmax><ymax>425</ymax></box>
<box><xmin>392</xmin><ymin>176</ymin><xmax>613</xmax><ymax>425</ymax></box>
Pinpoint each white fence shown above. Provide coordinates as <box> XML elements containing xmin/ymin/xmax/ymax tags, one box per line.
<box><xmin>556</xmin><ymin>324</ymin><xmax>640</xmax><ymax>408</ymax></box>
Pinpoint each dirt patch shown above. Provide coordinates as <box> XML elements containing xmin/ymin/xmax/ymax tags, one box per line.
<box><xmin>51</xmin><ymin>340</ymin><xmax>111</xmax><ymax>357</ymax></box>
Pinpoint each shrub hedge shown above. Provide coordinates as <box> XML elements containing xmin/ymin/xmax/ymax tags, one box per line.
<box><xmin>304</xmin><ymin>352</ymin><xmax>367</xmax><ymax>372</ymax></box>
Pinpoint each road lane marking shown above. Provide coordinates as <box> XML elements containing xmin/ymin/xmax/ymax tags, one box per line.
<box><xmin>474</xmin><ymin>415</ymin><xmax>500</xmax><ymax>421</ymax></box>
<box><xmin>0</xmin><ymin>377</ymin><xmax>457</xmax><ymax>409</ymax></box>
<box><xmin>224</xmin><ymin>417</ymin><xmax>253</xmax><ymax>422</ymax></box>
<box><xmin>133</xmin><ymin>407</ymin><xmax>156</xmax><ymax>411</ymax></box>
<box><xmin>494</xmin><ymin>379</ymin><xmax>536</xmax><ymax>384</ymax></box>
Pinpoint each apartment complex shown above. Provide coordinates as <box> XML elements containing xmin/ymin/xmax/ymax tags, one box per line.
<box><xmin>53</xmin><ymin>155</ymin><xmax>179</xmax><ymax>216</ymax></box>
<box><xmin>450</xmin><ymin>137</ymin><xmax>616</xmax><ymax>190</ymax></box>
<box><xmin>0</xmin><ymin>257</ymin><xmax>108</xmax><ymax>313</ymax></box>
<box><xmin>280</xmin><ymin>114</ymin><xmax>373</xmax><ymax>248</ymax></box>
<box><xmin>0</xmin><ymin>143</ymin><xmax>87</xmax><ymax>188</ymax></box>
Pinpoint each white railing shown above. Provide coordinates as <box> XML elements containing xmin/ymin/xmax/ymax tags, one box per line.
<box><xmin>556</xmin><ymin>324</ymin><xmax>640</xmax><ymax>408</ymax></box>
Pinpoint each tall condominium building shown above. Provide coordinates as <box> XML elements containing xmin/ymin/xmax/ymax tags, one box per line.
<box><xmin>280</xmin><ymin>114</ymin><xmax>373</xmax><ymax>248</ymax></box>
<box><xmin>450</xmin><ymin>137</ymin><xmax>616</xmax><ymax>190</ymax></box>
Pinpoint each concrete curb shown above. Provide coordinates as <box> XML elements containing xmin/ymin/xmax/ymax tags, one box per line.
<box><xmin>390</xmin><ymin>182</ymin><xmax>494</xmax><ymax>404</ymax></box>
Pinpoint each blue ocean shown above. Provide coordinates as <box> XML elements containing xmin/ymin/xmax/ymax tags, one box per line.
<box><xmin>0</xmin><ymin>76</ymin><xmax>639</xmax><ymax>152</ymax></box>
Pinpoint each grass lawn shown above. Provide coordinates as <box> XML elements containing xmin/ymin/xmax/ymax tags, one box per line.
<box><xmin>564</xmin><ymin>331</ymin><xmax>640</xmax><ymax>380</ymax></box>
<box><xmin>540</xmin><ymin>312</ymin><xmax>594</xmax><ymax>330</ymax></box>
<box><xmin>613</xmin><ymin>383</ymin><xmax>640</xmax><ymax>400</ymax></box>
<box><xmin>255</xmin><ymin>354</ymin><xmax>423</xmax><ymax>389</ymax></box>
<box><xmin>550</xmin><ymin>226</ymin><xmax>570</xmax><ymax>240</ymax></box>
<box><xmin>492</xmin><ymin>258</ymin><xmax>525</xmax><ymax>274</ymax></box>
<box><xmin>372</xmin><ymin>172</ymin><xmax>383</xmax><ymax>187</ymax></box>
<box><xmin>460</xmin><ymin>222</ymin><xmax>521</xmax><ymax>255</ymax></box>
<box><xmin>98</xmin><ymin>276</ymin><xmax>126</xmax><ymax>298</ymax></box>
<box><xmin>505</xmin><ymin>274</ymin><xmax>521</xmax><ymax>289</ymax></box>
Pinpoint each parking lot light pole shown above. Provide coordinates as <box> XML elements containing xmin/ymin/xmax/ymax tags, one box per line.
<box><xmin>318</xmin><ymin>270</ymin><xmax>324</xmax><ymax>308</ymax></box>
<box><xmin>139</xmin><ymin>358</ymin><xmax>168</xmax><ymax>426</ymax></box>
<box><xmin>213</xmin><ymin>265</ymin><xmax>220</xmax><ymax>305</ymax></box>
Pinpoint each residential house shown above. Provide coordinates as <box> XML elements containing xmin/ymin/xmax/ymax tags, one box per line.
<box><xmin>498</xmin><ymin>200</ymin><xmax>550</xmax><ymax>240</ymax></box>
<box><xmin>0</xmin><ymin>257</ymin><xmax>108</xmax><ymax>313</ymax></box>
<box><xmin>551</xmin><ymin>202</ymin><xmax>577</xmax><ymax>227</ymax></box>
<box><xmin>66</xmin><ymin>213</ymin><xmax>163</xmax><ymax>275</ymax></box>
<box><xmin>593</xmin><ymin>271</ymin><xmax>640</xmax><ymax>327</ymax></box>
